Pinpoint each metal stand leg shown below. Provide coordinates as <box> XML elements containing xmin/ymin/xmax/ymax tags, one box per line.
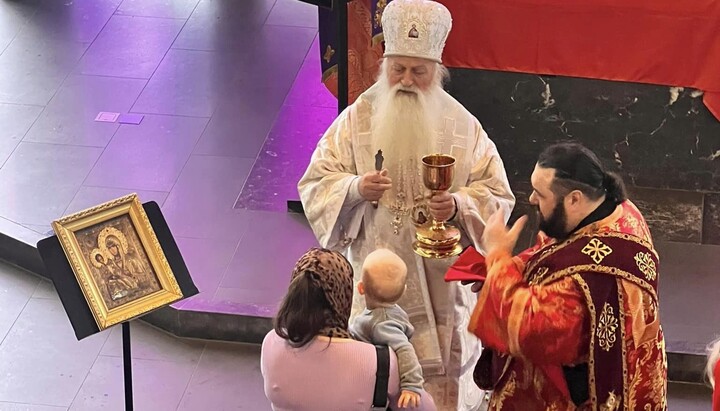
<box><xmin>122</xmin><ymin>322</ymin><xmax>133</xmax><ymax>411</ymax></box>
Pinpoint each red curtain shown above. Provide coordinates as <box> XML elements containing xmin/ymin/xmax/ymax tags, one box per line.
<box><xmin>439</xmin><ymin>0</ymin><xmax>720</xmax><ymax>119</ymax></box>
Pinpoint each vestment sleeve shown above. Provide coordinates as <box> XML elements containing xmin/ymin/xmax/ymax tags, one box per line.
<box><xmin>469</xmin><ymin>250</ymin><xmax>589</xmax><ymax>365</ymax></box>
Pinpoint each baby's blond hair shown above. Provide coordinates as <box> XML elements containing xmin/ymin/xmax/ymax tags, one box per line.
<box><xmin>362</xmin><ymin>249</ymin><xmax>407</xmax><ymax>304</ymax></box>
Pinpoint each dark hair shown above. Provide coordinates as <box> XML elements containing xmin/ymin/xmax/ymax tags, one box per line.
<box><xmin>537</xmin><ymin>142</ymin><xmax>627</xmax><ymax>204</ymax></box>
<box><xmin>274</xmin><ymin>273</ymin><xmax>334</xmax><ymax>348</ymax></box>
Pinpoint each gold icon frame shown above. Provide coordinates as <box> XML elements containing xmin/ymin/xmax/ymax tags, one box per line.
<box><xmin>52</xmin><ymin>194</ymin><xmax>182</xmax><ymax>330</ymax></box>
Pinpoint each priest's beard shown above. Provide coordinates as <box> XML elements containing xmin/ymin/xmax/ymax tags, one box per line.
<box><xmin>539</xmin><ymin>199</ymin><xmax>570</xmax><ymax>240</ymax></box>
<box><xmin>370</xmin><ymin>70</ymin><xmax>444</xmax><ymax>206</ymax></box>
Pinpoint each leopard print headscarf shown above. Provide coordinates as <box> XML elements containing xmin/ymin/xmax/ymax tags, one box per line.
<box><xmin>291</xmin><ymin>248</ymin><xmax>354</xmax><ymax>340</ymax></box>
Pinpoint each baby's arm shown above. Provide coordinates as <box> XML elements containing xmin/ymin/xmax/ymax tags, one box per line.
<box><xmin>372</xmin><ymin>320</ymin><xmax>424</xmax><ymax>393</ymax></box>
<box><xmin>348</xmin><ymin>316</ymin><xmax>371</xmax><ymax>343</ymax></box>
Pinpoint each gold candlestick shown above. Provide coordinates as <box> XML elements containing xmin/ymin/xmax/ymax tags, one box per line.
<box><xmin>412</xmin><ymin>154</ymin><xmax>463</xmax><ymax>259</ymax></box>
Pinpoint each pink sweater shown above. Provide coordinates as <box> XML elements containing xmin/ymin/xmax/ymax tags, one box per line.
<box><xmin>261</xmin><ymin>331</ymin><xmax>436</xmax><ymax>411</ymax></box>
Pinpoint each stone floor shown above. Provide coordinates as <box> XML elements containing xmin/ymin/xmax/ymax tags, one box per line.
<box><xmin>0</xmin><ymin>0</ymin><xmax>327</xmax><ymax>318</ymax></box>
<box><xmin>0</xmin><ymin>260</ymin><xmax>271</xmax><ymax>410</ymax></box>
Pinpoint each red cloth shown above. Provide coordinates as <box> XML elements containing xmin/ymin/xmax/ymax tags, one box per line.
<box><xmin>444</xmin><ymin>246</ymin><xmax>487</xmax><ymax>283</ymax></box>
<box><xmin>439</xmin><ymin>0</ymin><xmax>720</xmax><ymax>120</ymax></box>
<box><xmin>714</xmin><ymin>360</ymin><xmax>720</xmax><ymax>411</ymax></box>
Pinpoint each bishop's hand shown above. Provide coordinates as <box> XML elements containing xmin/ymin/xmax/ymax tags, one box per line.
<box><xmin>428</xmin><ymin>191</ymin><xmax>456</xmax><ymax>222</ymax></box>
<box><xmin>359</xmin><ymin>169</ymin><xmax>392</xmax><ymax>202</ymax></box>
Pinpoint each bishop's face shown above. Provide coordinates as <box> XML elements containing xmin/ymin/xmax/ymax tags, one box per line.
<box><xmin>385</xmin><ymin>56</ymin><xmax>436</xmax><ymax>93</ymax></box>
<box><xmin>370</xmin><ymin>58</ymin><xmax>444</xmax><ymax>187</ymax></box>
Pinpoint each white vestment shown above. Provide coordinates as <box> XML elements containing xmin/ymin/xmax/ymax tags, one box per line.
<box><xmin>298</xmin><ymin>83</ymin><xmax>515</xmax><ymax>411</ymax></box>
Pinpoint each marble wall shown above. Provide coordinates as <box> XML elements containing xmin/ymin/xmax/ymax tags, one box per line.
<box><xmin>446</xmin><ymin>68</ymin><xmax>720</xmax><ymax>246</ymax></box>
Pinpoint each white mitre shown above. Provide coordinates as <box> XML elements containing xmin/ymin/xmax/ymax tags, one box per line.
<box><xmin>381</xmin><ymin>0</ymin><xmax>452</xmax><ymax>63</ymax></box>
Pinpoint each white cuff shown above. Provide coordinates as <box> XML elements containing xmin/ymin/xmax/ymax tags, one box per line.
<box><xmin>344</xmin><ymin>176</ymin><xmax>364</xmax><ymax>208</ymax></box>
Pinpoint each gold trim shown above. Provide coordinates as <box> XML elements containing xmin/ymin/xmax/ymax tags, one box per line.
<box><xmin>52</xmin><ymin>194</ymin><xmax>183</xmax><ymax>330</ymax></box>
<box><xmin>524</xmin><ymin>242</ymin><xmax>564</xmax><ymax>277</ymax></box>
<box><xmin>507</xmin><ymin>290</ymin><xmax>531</xmax><ymax>357</ymax></box>
<box><xmin>322</xmin><ymin>45</ymin><xmax>335</xmax><ymax>63</ymax></box>
<box><xmin>597</xmin><ymin>302</ymin><xmax>619</xmax><ymax>351</ymax></box>
<box><xmin>373</xmin><ymin>0</ymin><xmax>387</xmax><ymax>29</ymax></box>
<box><xmin>596</xmin><ymin>231</ymin><xmax>657</xmax><ymax>259</ymax></box>
<box><xmin>573</xmin><ymin>275</ymin><xmax>598</xmax><ymax>406</ymax></box>
<box><xmin>536</xmin><ymin>264</ymin><xmax>658</xmax><ymax>303</ymax></box>
<box><xmin>527</xmin><ymin>267</ymin><xmax>548</xmax><ymax>285</ymax></box>
<box><xmin>321</xmin><ymin>64</ymin><xmax>338</xmax><ymax>83</ymax></box>
<box><xmin>525</xmin><ymin>231</ymin><xmax>657</xmax><ymax>277</ymax></box>
<box><xmin>372</xmin><ymin>32</ymin><xmax>385</xmax><ymax>47</ymax></box>
<box><xmin>618</xmin><ymin>279</ymin><xmax>629</xmax><ymax>409</ymax></box>
<box><xmin>491</xmin><ymin>370</ymin><xmax>517</xmax><ymax>409</ymax></box>
<box><xmin>601</xmin><ymin>391</ymin><xmax>620</xmax><ymax>411</ymax></box>
<box><xmin>633</xmin><ymin>251</ymin><xmax>657</xmax><ymax>281</ymax></box>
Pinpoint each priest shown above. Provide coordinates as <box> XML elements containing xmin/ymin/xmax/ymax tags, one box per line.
<box><xmin>298</xmin><ymin>1</ymin><xmax>514</xmax><ymax>409</ymax></box>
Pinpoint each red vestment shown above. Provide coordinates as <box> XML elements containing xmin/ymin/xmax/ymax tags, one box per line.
<box><xmin>466</xmin><ymin>201</ymin><xmax>667</xmax><ymax>410</ymax></box>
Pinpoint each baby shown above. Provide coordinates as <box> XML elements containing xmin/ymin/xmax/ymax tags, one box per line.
<box><xmin>350</xmin><ymin>249</ymin><xmax>424</xmax><ymax>409</ymax></box>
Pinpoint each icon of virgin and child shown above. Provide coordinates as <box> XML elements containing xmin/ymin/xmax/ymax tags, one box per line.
<box><xmin>80</xmin><ymin>216</ymin><xmax>162</xmax><ymax>309</ymax></box>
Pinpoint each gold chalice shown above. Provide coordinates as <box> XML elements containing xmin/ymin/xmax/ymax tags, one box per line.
<box><xmin>412</xmin><ymin>154</ymin><xmax>463</xmax><ymax>259</ymax></box>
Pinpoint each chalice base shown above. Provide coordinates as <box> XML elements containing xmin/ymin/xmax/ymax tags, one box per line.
<box><xmin>412</xmin><ymin>224</ymin><xmax>463</xmax><ymax>259</ymax></box>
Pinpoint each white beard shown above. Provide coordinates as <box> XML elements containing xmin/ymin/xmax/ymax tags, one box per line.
<box><xmin>370</xmin><ymin>79</ymin><xmax>443</xmax><ymax>168</ymax></box>
<box><xmin>370</xmin><ymin>78</ymin><xmax>444</xmax><ymax>207</ymax></box>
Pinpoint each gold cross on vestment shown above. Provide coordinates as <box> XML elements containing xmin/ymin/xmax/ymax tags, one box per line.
<box><xmin>581</xmin><ymin>238</ymin><xmax>613</xmax><ymax>264</ymax></box>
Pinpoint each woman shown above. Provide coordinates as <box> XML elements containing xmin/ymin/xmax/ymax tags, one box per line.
<box><xmin>261</xmin><ymin>248</ymin><xmax>436</xmax><ymax>411</ymax></box>
<box><xmin>709</xmin><ymin>338</ymin><xmax>720</xmax><ymax>411</ymax></box>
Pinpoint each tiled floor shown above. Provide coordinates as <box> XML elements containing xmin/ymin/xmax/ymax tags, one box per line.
<box><xmin>0</xmin><ymin>0</ymin><xmax>329</xmax><ymax>317</ymax></box>
<box><xmin>0</xmin><ymin>262</ymin><xmax>712</xmax><ymax>409</ymax></box>
<box><xmin>0</xmin><ymin>261</ymin><xmax>272</xmax><ymax>410</ymax></box>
